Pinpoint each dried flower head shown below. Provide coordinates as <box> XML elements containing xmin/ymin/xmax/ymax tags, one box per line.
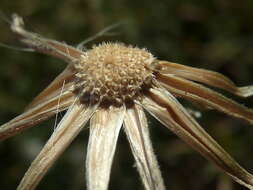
<box><xmin>1</xmin><ymin>14</ymin><xmax>253</xmax><ymax>190</ymax></box>
<box><xmin>75</xmin><ymin>43</ymin><xmax>154</xmax><ymax>105</ymax></box>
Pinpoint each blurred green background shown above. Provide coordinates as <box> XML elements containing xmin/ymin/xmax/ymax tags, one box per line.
<box><xmin>0</xmin><ymin>0</ymin><xmax>253</xmax><ymax>189</ymax></box>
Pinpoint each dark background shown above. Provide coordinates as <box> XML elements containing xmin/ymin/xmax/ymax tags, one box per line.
<box><xmin>0</xmin><ymin>0</ymin><xmax>253</xmax><ymax>189</ymax></box>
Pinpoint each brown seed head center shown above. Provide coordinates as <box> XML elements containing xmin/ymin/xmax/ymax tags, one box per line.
<box><xmin>75</xmin><ymin>43</ymin><xmax>155</xmax><ymax>105</ymax></box>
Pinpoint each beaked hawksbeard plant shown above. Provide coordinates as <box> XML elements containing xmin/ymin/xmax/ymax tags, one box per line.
<box><xmin>1</xmin><ymin>14</ymin><xmax>253</xmax><ymax>190</ymax></box>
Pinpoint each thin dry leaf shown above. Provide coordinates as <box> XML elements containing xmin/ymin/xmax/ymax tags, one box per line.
<box><xmin>86</xmin><ymin>106</ymin><xmax>125</xmax><ymax>190</ymax></box>
<box><xmin>26</xmin><ymin>65</ymin><xmax>75</xmax><ymax>110</ymax></box>
<box><xmin>124</xmin><ymin>104</ymin><xmax>166</xmax><ymax>190</ymax></box>
<box><xmin>0</xmin><ymin>90</ymin><xmax>74</xmax><ymax>141</ymax></box>
<box><xmin>157</xmin><ymin>73</ymin><xmax>253</xmax><ymax>124</ymax></box>
<box><xmin>142</xmin><ymin>87</ymin><xmax>253</xmax><ymax>189</ymax></box>
<box><xmin>17</xmin><ymin>101</ymin><xmax>97</xmax><ymax>190</ymax></box>
<box><xmin>157</xmin><ymin>61</ymin><xmax>253</xmax><ymax>97</ymax></box>
<box><xmin>11</xmin><ymin>14</ymin><xmax>83</xmax><ymax>62</ymax></box>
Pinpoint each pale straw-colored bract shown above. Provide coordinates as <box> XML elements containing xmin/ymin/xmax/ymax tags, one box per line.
<box><xmin>1</xmin><ymin>14</ymin><xmax>253</xmax><ymax>190</ymax></box>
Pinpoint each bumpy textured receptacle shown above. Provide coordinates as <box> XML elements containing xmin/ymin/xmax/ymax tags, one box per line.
<box><xmin>74</xmin><ymin>43</ymin><xmax>155</xmax><ymax>106</ymax></box>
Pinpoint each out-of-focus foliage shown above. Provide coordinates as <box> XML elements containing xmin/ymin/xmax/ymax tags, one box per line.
<box><xmin>0</xmin><ymin>0</ymin><xmax>253</xmax><ymax>189</ymax></box>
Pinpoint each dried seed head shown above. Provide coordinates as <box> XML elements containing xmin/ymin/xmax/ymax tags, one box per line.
<box><xmin>74</xmin><ymin>42</ymin><xmax>155</xmax><ymax>105</ymax></box>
